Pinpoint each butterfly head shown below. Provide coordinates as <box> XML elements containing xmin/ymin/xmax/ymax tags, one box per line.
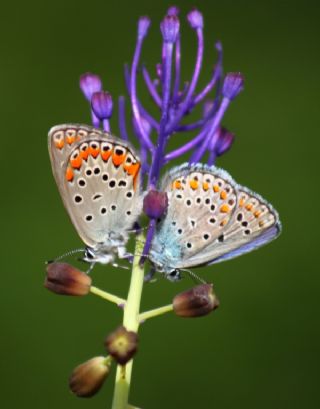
<box><xmin>165</xmin><ymin>269</ymin><xmax>182</xmax><ymax>282</ymax></box>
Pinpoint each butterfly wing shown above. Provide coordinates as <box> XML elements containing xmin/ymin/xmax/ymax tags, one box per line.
<box><xmin>149</xmin><ymin>163</ymin><xmax>280</xmax><ymax>272</ymax></box>
<box><xmin>48</xmin><ymin>124</ymin><xmax>142</xmax><ymax>248</ymax></box>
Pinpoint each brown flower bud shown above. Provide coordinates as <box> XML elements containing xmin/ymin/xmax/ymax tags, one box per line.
<box><xmin>69</xmin><ymin>356</ymin><xmax>111</xmax><ymax>398</ymax></box>
<box><xmin>143</xmin><ymin>190</ymin><xmax>168</xmax><ymax>219</ymax></box>
<box><xmin>105</xmin><ymin>326</ymin><xmax>138</xmax><ymax>365</ymax></box>
<box><xmin>173</xmin><ymin>284</ymin><xmax>219</xmax><ymax>318</ymax></box>
<box><xmin>45</xmin><ymin>262</ymin><xmax>91</xmax><ymax>296</ymax></box>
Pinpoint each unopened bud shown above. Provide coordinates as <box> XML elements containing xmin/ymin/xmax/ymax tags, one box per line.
<box><xmin>69</xmin><ymin>356</ymin><xmax>111</xmax><ymax>398</ymax></box>
<box><xmin>45</xmin><ymin>262</ymin><xmax>91</xmax><ymax>296</ymax></box>
<box><xmin>105</xmin><ymin>326</ymin><xmax>138</xmax><ymax>365</ymax></box>
<box><xmin>79</xmin><ymin>73</ymin><xmax>102</xmax><ymax>101</ymax></box>
<box><xmin>91</xmin><ymin>91</ymin><xmax>113</xmax><ymax>120</ymax></box>
<box><xmin>187</xmin><ymin>9</ymin><xmax>204</xmax><ymax>29</ymax></box>
<box><xmin>173</xmin><ymin>284</ymin><xmax>219</xmax><ymax>318</ymax></box>
<box><xmin>143</xmin><ymin>190</ymin><xmax>168</xmax><ymax>219</ymax></box>
<box><xmin>161</xmin><ymin>15</ymin><xmax>180</xmax><ymax>43</ymax></box>
<box><xmin>222</xmin><ymin>72</ymin><xmax>244</xmax><ymax>101</ymax></box>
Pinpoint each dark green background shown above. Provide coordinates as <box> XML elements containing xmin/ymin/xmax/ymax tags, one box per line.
<box><xmin>1</xmin><ymin>0</ymin><xmax>319</xmax><ymax>408</ymax></box>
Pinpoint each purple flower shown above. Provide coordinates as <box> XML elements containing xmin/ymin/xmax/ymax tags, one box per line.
<box><xmin>79</xmin><ymin>7</ymin><xmax>244</xmax><ymax>261</ymax></box>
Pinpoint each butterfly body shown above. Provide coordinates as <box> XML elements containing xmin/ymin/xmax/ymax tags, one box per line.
<box><xmin>149</xmin><ymin>163</ymin><xmax>281</xmax><ymax>280</ymax></box>
<box><xmin>48</xmin><ymin>124</ymin><xmax>142</xmax><ymax>264</ymax></box>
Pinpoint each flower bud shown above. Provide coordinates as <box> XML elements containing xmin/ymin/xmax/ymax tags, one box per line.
<box><xmin>143</xmin><ymin>190</ymin><xmax>168</xmax><ymax>219</ymax></box>
<box><xmin>69</xmin><ymin>356</ymin><xmax>111</xmax><ymax>398</ymax></box>
<box><xmin>222</xmin><ymin>72</ymin><xmax>244</xmax><ymax>101</ymax></box>
<box><xmin>105</xmin><ymin>326</ymin><xmax>138</xmax><ymax>365</ymax></box>
<box><xmin>167</xmin><ymin>6</ymin><xmax>180</xmax><ymax>16</ymax></box>
<box><xmin>45</xmin><ymin>262</ymin><xmax>91</xmax><ymax>296</ymax></box>
<box><xmin>214</xmin><ymin>127</ymin><xmax>235</xmax><ymax>157</ymax></box>
<box><xmin>187</xmin><ymin>9</ymin><xmax>204</xmax><ymax>29</ymax></box>
<box><xmin>173</xmin><ymin>284</ymin><xmax>219</xmax><ymax>318</ymax></box>
<box><xmin>138</xmin><ymin>16</ymin><xmax>151</xmax><ymax>39</ymax></box>
<box><xmin>79</xmin><ymin>73</ymin><xmax>102</xmax><ymax>101</ymax></box>
<box><xmin>91</xmin><ymin>91</ymin><xmax>113</xmax><ymax>120</ymax></box>
<box><xmin>161</xmin><ymin>15</ymin><xmax>180</xmax><ymax>43</ymax></box>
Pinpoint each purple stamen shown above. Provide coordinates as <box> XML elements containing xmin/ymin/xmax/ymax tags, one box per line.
<box><xmin>118</xmin><ymin>96</ymin><xmax>129</xmax><ymax>141</ymax></box>
<box><xmin>142</xmin><ymin>66</ymin><xmax>161</xmax><ymax>106</ymax></box>
<box><xmin>165</xmin><ymin>12</ymin><xmax>204</xmax><ymax>135</ymax></box>
<box><xmin>130</xmin><ymin>17</ymin><xmax>154</xmax><ymax>152</ymax></box>
<box><xmin>192</xmin><ymin>42</ymin><xmax>223</xmax><ymax>106</ymax></box>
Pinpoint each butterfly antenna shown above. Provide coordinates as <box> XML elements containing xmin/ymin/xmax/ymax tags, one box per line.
<box><xmin>46</xmin><ymin>248</ymin><xmax>85</xmax><ymax>264</ymax></box>
<box><xmin>181</xmin><ymin>269</ymin><xmax>207</xmax><ymax>285</ymax></box>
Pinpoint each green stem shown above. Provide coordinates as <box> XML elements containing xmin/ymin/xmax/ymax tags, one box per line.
<box><xmin>139</xmin><ymin>304</ymin><xmax>173</xmax><ymax>322</ymax></box>
<box><xmin>90</xmin><ymin>286</ymin><xmax>126</xmax><ymax>306</ymax></box>
<box><xmin>111</xmin><ymin>234</ymin><xmax>145</xmax><ymax>409</ymax></box>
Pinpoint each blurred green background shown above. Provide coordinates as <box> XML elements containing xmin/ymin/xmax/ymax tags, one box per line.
<box><xmin>1</xmin><ymin>0</ymin><xmax>319</xmax><ymax>408</ymax></box>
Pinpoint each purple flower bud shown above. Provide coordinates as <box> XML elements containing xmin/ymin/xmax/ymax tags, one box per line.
<box><xmin>91</xmin><ymin>91</ymin><xmax>113</xmax><ymax>120</ymax></box>
<box><xmin>138</xmin><ymin>16</ymin><xmax>151</xmax><ymax>39</ymax></box>
<box><xmin>167</xmin><ymin>6</ymin><xmax>180</xmax><ymax>16</ymax></box>
<box><xmin>79</xmin><ymin>73</ymin><xmax>102</xmax><ymax>101</ymax></box>
<box><xmin>214</xmin><ymin>127</ymin><xmax>235</xmax><ymax>156</ymax></box>
<box><xmin>45</xmin><ymin>262</ymin><xmax>91</xmax><ymax>296</ymax></box>
<box><xmin>160</xmin><ymin>15</ymin><xmax>180</xmax><ymax>43</ymax></box>
<box><xmin>173</xmin><ymin>284</ymin><xmax>219</xmax><ymax>318</ymax></box>
<box><xmin>133</xmin><ymin>116</ymin><xmax>151</xmax><ymax>137</ymax></box>
<box><xmin>222</xmin><ymin>72</ymin><xmax>244</xmax><ymax>100</ymax></box>
<box><xmin>69</xmin><ymin>356</ymin><xmax>111</xmax><ymax>398</ymax></box>
<box><xmin>105</xmin><ymin>326</ymin><xmax>138</xmax><ymax>366</ymax></box>
<box><xmin>187</xmin><ymin>9</ymin><xmax>204</xmax><ymax>29</ymax></box>
<box><xmin>143</xmin><ymin>190</ymin><xmax>168</xmax><ymax>219</ymax></box>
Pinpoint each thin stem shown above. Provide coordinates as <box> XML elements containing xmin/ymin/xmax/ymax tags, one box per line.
<box><xmin>118</xmin><ymin>96</ymin><xmax>129</xmax><ymax>141</ymax></box>
<box><xmin>90</xmin><ymin>286</ymin><xmax>126</xmax><ymax>306</ymax></box>
<box><xmin>111</xmin><ymin>234</ymin><xmax>145</xmax><ymax>409</ymax></box>
<box><xmin>139</xmin><ymin>304</ymin><xmax>173</xmax><ymax>322</ymax></box>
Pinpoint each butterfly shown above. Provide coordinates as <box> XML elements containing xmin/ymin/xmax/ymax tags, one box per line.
<box><xmin>149</xmin><ymin>163</ymin><xmax>281</xmax><ymax>281</ymax></box>
<box><xmin>48</xmin><ymin>124</ymin><xmax>142</xmax><ymax>265</ymax></box>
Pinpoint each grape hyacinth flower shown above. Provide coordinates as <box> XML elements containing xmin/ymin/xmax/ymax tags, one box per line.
<box><xmin>47</xmin><ymin>6</ymin><xmax>246</xmax><ymax>409</ymax></box>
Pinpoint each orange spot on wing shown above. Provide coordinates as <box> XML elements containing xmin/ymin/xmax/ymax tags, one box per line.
<box><xmin>259</xmin><ymin>221</ymin><xmax>265</xmax><ymax>227</ymax></box>
<box><xmin>70</xmin><ymin>156</ymin><xmax>82</xmax><ymax>169</ymax></box>
<box><xmin>101</xmin><ymin>149</ymin><xmax>112</xmax><ymax>161</ymax></box>
<box><xmin>220</xmin><ymin>190</ymin><xmax>227</xmax><ymax>200</ymax></box>
<box><xmin>213</xmin><ymin>184</ymin><xmax>220</xmax><ymax>192</ymax></box>
<box><xmin>90</xmin><ymin>146</ymin><xmax>100</xmax><ymax>158</ymax></box>
<box><xmin>220</xmin><ymin>219</ymin><xmax>228</xmax><ymax>226</ymax></box>
<box><xmin>172</xmin><ymin>180</ymin><xmax>182</xmax><ymax>189</ymax></box>
<box><xmin>202</xmin><ymin>182</ymin><xmax>209</xmax><ymax>191</ymax></box>
<box><xmin>124</xmin><ymin>162</ymin><xmax>141</xmax><ymax>190</ymax></box>
<box><xmin>246</xmin><ymin>203</ymin><xmax>253</xmax><ymax>211</ymax></box>
<box><xmin>254</xmin><ymin>210</ymin><xmax>262</xmax><ymax>218</ymax></box>
<box><xmin>80</xmin><ymin>148</ymin><xmax>89</xmax><ymax>160</ymax></box>
<box><xmin>239</xmin><ymin>198</ymin><xmax>245</xmax><ymax>207</ymax></box>
<box><xmin>66</xmin><ymin>135</ymin><xmax>76</xmax><ymax>145</ymax></box>
<box><xmin>66</xmin><ymin>167</ymin><xmax>74</xmax><ymax>182</ymax></box>
<box><xmin>55</xmin><ymin>140</ymin><xmax>64</xmax><ymax>149</ymax></box>
<box><xmin>190</xmin><ymin>179</ymin><xmax>198</xmax><ymax>190</ymax></box>
<box><xmin>220</xmin><ymin>204</ymin><xmax>230</xmax><ymax>213</ymax></box>
<box><xmin>112</xmin><ymin>153</ymin><xmax>126</xmax><ymax>167</ymax></box>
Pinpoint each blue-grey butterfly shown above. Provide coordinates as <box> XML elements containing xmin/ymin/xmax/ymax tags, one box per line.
<box><xmin>48</xmin><ymin>124</ymin><xmax>142</xmax><ymax>265</ymax></box>
<box><xmin>149</xmin><ymin>163</ymin><xmax>281</xmax><ymax>281</ymax></box>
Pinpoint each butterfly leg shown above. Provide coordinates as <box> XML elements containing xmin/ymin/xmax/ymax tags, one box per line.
<box><xmin>86</xmin><ymin>262</ymin><xmax>96</xmax><ymax>275</ymax></box>
<box><xmin>144</xmin><ymin>267</ymin><xmax>157</xmax><ymax>283</ymax></box>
